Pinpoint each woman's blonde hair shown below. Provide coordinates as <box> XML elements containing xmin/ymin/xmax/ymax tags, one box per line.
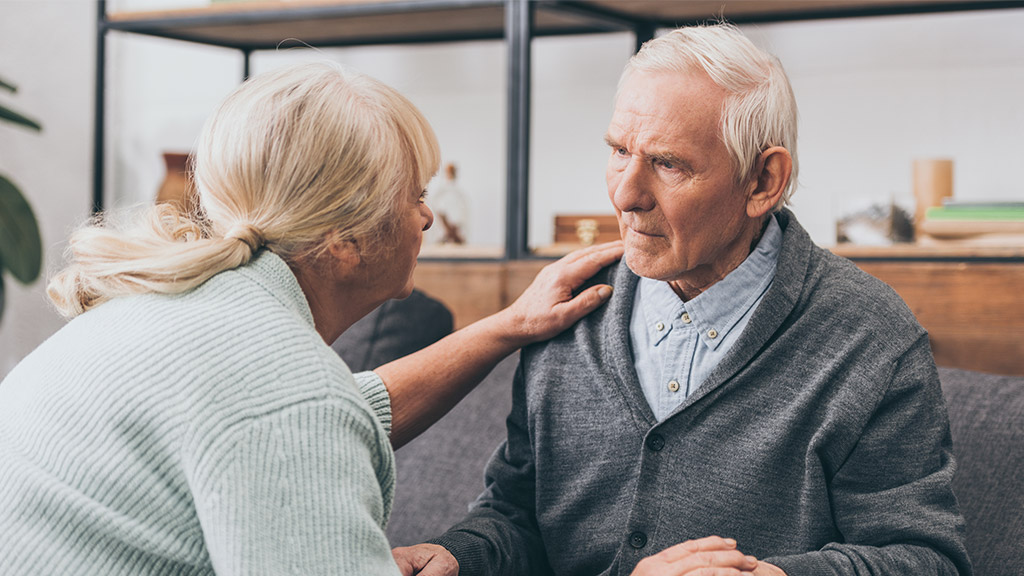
<box><xmin>49</xmin><ymin>62</ymin><xmax>440</xmax><ymax>318</ymax></box>
<box><xmin>623</xmin><ymin>23</ymin><xmax>799</xmax><ymax>210</ymax></box>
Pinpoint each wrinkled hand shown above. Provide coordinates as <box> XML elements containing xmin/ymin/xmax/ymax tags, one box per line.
<box><xmin>630</xmin><ymin>536</ymin><xmax>787</xmax><ymax>576</ymax></box>
<box><xmin>497</xmin><ymin>240</ymin><xmax>623</xmax><ymax>347</ymax></box>
<box><xmin>392</xmin><ymin>543</ymin><xmax>459</xmax><ymax>576</ymax></box>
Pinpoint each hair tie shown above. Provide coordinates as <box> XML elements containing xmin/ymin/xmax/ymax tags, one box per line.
<box><xmin>223</xmin><ymin>223</ymin><xmax>266</xmax><ymax>253</ymax></box>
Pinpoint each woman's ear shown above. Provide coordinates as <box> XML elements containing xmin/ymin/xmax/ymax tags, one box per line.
<box><xmin>746</xmin><ymin>146</ymin><xmax>792</xmax><ymax>219</ymax></box>
<box><xmin>324</xmin><ymin>233</ymin><xmax>363</xmax><ymax>273</ymax></box>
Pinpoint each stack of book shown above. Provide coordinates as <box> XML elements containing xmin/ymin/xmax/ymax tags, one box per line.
<box><xmin>918</xmin><ymin>200</ymin><xmax>1024</xmax><ymax>243</ymax></box>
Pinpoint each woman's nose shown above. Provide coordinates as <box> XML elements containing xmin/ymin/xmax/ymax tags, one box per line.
<box><xmin>421</xmin><ymin>203</ymin><xmax>434</xmax><ymax>232</ymax></box>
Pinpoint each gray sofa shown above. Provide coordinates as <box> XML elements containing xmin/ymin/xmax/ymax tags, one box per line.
<box><xmin>386</xmin><ymin>357</ymin><xmax>1024</xmax><ymax>576</ymax></box>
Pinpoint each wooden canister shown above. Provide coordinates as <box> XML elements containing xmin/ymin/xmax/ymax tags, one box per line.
<box><xmin>913</xmin><ymin>159</ymin><xmax>954</xmax><ymax>233</ymax></box>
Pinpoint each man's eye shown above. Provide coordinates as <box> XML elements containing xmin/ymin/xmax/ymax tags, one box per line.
<box><xmin>615</xmin><ymin>147</ymin><xmax>628</xmax><ymax>156</ymax></box>
<box><xmin>656</xmin><ymin>159</ymin><xmax>675</xmax><ymax>170</ymax></box>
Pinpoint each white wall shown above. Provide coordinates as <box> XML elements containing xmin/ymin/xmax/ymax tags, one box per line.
<box><xmin>0</xmin><ymin>0</ymin><xmax>95</xmax><ymax>376</ymax></box>
<box><xmin>746</xmin><ymin>10</ymin><xmax>1024</xmax><ymax>241</ymax></box>
<box><xmin>3</xmin><ymin>2</ymin><xmax>1023</xmax><ymax>377</ymax></box>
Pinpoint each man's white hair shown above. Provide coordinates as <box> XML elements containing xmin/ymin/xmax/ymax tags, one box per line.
<box><xmin>622</xmin><ymin>23</ymin><xmax>799</xmax><ymax>209</ymax></box>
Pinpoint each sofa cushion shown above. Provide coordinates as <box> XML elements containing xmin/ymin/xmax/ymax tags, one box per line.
<box><xmin>332</xmin><ymin>289</ymin><xmax>453</xmax><ymax>373</ymax></box>
<box><xmin>939</xmin><ymin>367</ymin><xmax>1024</xmax><ymax>575</ymax></box>
<box><xmin>387</xmin><ymin>354</ymin><xmax>517</xmax><ymax>547</ymax></box>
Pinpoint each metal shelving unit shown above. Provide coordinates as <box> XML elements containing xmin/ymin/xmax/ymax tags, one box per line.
<box><xmin>94</xmin><ymin>0</ymin><xmax>1024</xmax><ymax>259</ymax></box>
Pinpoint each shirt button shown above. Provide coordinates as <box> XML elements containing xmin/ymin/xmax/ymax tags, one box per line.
<box><xmin>707</xmin><ymin>328</ymin><xmax>718</xmax><ymax>339</ymax></box>
<box><xmin>629</xmin><ymin>531</ymin><xmax>648</xmax><ymax>549</ymax></box>
<box><xmin>667</xmin><ymin>380</ymin><xmax>680</xmax><ymax>393</ymax></box>
<box><xmin>645</xmin><ymin>434</ymin><xmax>665</xmax><ymax>452</ymax></box>
<box><xmin>681</xmin><ymin>312</ymin><xmax>692</xmax><ymax>324</ymax></box>
<box><xmin>655</xmin><ymin>322</ymin><xmax>665</xmax><ymax>332</ymax></box>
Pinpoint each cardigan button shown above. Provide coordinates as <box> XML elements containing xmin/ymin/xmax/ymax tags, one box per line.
<box><xmin>629</xmin><ymin>531</ymin><xmax>648</xmax><ymax>549</ymax></box>
<box><xmin>645</xmin><ymin>434</ymin><xmax>665</xmax><ymax>452</ymax></box>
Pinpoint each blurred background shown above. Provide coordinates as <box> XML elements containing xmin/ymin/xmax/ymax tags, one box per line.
<box><xmin>2</xmin><ymin>0</ymin><xmax>1023</xmax><ymax>377</ymax></box>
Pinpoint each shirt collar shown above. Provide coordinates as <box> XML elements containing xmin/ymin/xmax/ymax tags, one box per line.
<box><xmin>636</xmin><ymin>215</ymin><xmax>782</xmax><ymax>351</ymax></box>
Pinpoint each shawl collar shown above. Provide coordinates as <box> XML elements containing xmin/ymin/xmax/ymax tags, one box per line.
<box><xmin>600</xmin><ymin>209</ymin><xmax>814</xmax><ymax>429</ymax></box>
<box><xmin>668</xmin><ymin>208</ymin><xmax>812</xmax><ymax>419</ymax></box>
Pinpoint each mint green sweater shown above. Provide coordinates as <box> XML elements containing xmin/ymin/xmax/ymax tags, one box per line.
<box><xmin>0</xmin><ymin>251</ymin><xmax>401</xmax><ymax>575</ymax></box>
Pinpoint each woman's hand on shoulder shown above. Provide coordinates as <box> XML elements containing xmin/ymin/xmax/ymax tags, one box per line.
<box><xmin>497</xmin><ymin>240</ymin><xmax>623</xmax><ymax>347</ymax></box>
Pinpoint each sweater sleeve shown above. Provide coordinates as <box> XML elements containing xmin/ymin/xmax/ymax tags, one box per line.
<box><xmin>765</xmin><ymin>334</ymin><xmax>972</xmax><ymax>576</ymax></box>
<box><xmin>190</xmin><ymin>399</ymin><xmax>400</xmax><ymax>576</ymax></box>
<box><xmin>427</xmin><ymin>361</ymin><xmax>552</xmax><ymax>576</ymax></box>
<box><xmin>355</xmin><ymin>370</ymin><xmax>392</xmax><ymax>438</ymax></box>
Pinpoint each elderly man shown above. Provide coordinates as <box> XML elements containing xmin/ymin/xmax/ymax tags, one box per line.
<box><xmin>393</xmin><ymin>23</ymin><xmax>970</xmax><ymax>576</ymax></box>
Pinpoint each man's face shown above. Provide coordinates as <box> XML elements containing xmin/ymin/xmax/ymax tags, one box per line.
<box><xmin>605</xmin><ymin>70</ymin><xmax>759</xmax><ymax>292</ymax></box>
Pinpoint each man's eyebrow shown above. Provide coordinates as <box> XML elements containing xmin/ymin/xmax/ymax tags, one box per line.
<box><xmin>647</xmin><ymin>150</ymin><xmax>687</xmax><ymax>165</ymax></box>
<box><xmin>633</xmin><ymin>147</ymin><xmax>685</xmax><ymax>168</ymax></box>
<box><xmin>603</xmin><ymin>134</ymin><xmax>621</xmax><ymax>148</ymax></box>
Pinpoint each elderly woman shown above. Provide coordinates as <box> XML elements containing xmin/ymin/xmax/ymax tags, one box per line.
<box><xmin>0</xmin><ymin>62</ymin><xmax>620</xmax><ymax>575</ymax></box>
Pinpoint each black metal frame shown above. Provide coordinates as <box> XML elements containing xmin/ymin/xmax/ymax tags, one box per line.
<box><xmin>504</xmin><ymin>0</ymin><xmax>532</xmax><ymax>259</ymax></box>
<box><xmin>93</xmin><ymin>0</ymin><xmax>1024</xmax><ymax>260</ymax></box>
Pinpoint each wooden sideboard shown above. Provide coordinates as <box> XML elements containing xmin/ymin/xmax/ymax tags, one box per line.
<box><xmin>830</xmin><ymin>244</ymin><xmax>1024</xmax><ymax>376</ymax></box>
<box><xmin>414</xmin><ymin>243</ymin><xmax>1024</xmax><ymax>376</ymax></box>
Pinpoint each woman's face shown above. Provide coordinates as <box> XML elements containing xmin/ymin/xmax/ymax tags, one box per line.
<box><xmin>381</xmin><ymin>185</ymin><xmax>433</xmax><ymax>300</ymax></box>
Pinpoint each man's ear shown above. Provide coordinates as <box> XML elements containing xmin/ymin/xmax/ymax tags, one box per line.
<box><xmin>746</xmin><ymin>146</ymin><xmax>792</xmax><ymax>219</ymax></box>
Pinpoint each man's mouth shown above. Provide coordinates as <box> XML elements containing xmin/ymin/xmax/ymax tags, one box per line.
<box><xmin>626</xmin><ymin>225</ymin><xmax>660</xmax><ymax>237</ymax></box>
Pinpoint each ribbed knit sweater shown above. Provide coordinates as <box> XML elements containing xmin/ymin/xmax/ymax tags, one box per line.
<box><xmin>0</xmin><ymin>251</ymin><xmax>401</xmax><ymax>575</ymax></box>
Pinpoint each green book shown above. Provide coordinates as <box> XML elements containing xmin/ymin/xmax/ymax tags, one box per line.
<box><xmin>925</xmin><ymin>206</ymin><xmax>1024</xmax><ymax>221</ymax></box>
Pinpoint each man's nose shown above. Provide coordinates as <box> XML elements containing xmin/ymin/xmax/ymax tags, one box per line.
<box><xmin>611</xmin><ymin>157</ymin><xmax>654</xmax><ymax>212</ymax></box>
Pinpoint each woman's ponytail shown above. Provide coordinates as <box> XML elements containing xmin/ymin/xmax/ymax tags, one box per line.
<box><xmin>47</xmin><ymin>204</ymin><xmax>263</xmax><ymax>318</ymax></box>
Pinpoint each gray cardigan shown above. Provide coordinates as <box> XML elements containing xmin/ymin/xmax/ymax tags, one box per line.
<box><xmin>431</xmin><ymin>211</ymin><xmax>971</xmax><ymax>576</ymax></box>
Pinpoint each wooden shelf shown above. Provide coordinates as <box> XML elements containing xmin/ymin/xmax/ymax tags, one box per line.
<box><xmin>104</xmin><ymin>0</ymin><xmax>1024</xmax><ymax>50</ymax></box>
<box><xmin>829</xmin><ymin>243</ymin><xmax>1024</xmax><ymax>375</ymax></box>
<box><xmin>577</xmin><ymin>0</ymin><xmax>1010</xmax><ymax>25</ymax></box>
<box><xmin>830</xmin><ymin>242</ymin><xmax>1024</xmax><ymax>261</ymax></box>
<box><xmin>104</xmin><ymin>0</ymin><xmax>622</xmax><ymax>49</ymax></box>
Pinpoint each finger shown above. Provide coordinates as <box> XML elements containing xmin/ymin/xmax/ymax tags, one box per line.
<box><xmin>553</xmin><ymin>284</ymin><xmax>614</xmax><ymax>319</ymax></box>
<box><xmin>415</xmin><ymin>552</ymin><xmax>460</xmax><ymax>576</ymax></box>
<box><xmin>552</xmin><ymin>241</ymin><xmax>624</xmax><ymax>273</ymax></box>
<box><xmin>657</xmin><ymin>536</ymin><xmax>738</xmax><ymax>562</ymax></box>
<box><xmin>684</xmin><ymin>565</ymin><xmax>757</xmax><ymax>569</ymax></box>
<box><xmin>390</xmin><ymin>552</ymin><xmax>418</xmax><ymax>576</ymax></box>
<box><xmin>672</xmin><ymin>551</ymin><xmax>757</xmax><ymax>574</ymax></box>
<box><xmin>549</xmin><ymin>241</ymin><xmax>624</xmax><ymax>286</ymax></box>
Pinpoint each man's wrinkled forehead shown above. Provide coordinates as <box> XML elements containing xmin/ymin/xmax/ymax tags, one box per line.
<box><xmin>608</xmin><ymin>70</ymin><xmax>726</xmax><ymax>145</ymax></box>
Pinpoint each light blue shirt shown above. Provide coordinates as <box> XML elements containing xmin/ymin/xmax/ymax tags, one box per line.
<box><xmin>629</xmin><ymin>215</ymin><xmax>782</xmax><ymax>421</ymax></box>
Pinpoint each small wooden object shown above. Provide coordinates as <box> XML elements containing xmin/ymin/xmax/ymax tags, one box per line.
<box><xmin>553</xmin><ymin>214</ymin><xmax>620</xmax><ymax>246</ymax></box>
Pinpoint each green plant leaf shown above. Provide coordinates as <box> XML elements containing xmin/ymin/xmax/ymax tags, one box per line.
<box><xmin>0</xmin><ymin>102</ymin><xmax>42</xmax><ymax>131</ymax></box>
<box><xmin>0</xmin><ymin>174</ymin><xmax>43</xmax><ymax>284</ymax></box>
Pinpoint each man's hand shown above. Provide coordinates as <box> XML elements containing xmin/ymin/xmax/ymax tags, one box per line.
<box><xmin>630</xmin><ymin>536</ymin><xmax>788</xmax><ymax>576</ymax></box>
<box><xmin>392</xmin><ymin>543</ymin><xmax>459</xmax><ymax>576</ymax></box>
<box><xmin>498</xmin><ymin>240</ymin><xmax>623</xmax><ymax>347</ymax></box>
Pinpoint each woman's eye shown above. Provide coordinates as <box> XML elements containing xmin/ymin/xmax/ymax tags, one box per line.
<box><xmin>419</xmin><ymin>190</ymin><xmax>428</xmax><ymax>202</ymax></box>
